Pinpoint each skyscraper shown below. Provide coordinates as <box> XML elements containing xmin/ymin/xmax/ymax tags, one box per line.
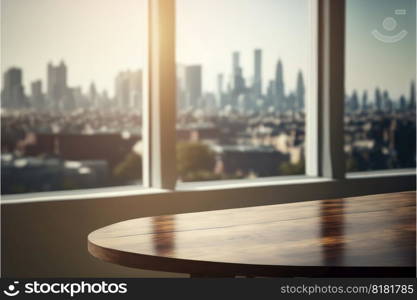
<box><xmin>361</xmin><ymin>91</ymin><xmax>368</xmax><ymax>111</ymax></box>
<box><xmin>399</xmin><ymin>95</ymin><xmax>407</xmax><ymax>111</ymax></box>
<box><xmin>296</xmin><ymin>71</ymin><xmax>305</xmax><ymax>111</ymax></box>
<box><xmin>382</xmin><ymin>90</ymin><xmax>392</xmax><ymax>112</ymax></box>
<box><xmin>115</xmin><ymin>70</ymin><xmax>143</xmax><ymax>110</ymax></box>
<box><xmin>375</xmin><ymin>88</ymin><xmax>382</xmax><ymax>111</ymax></box>
<box><xmin>266</xmin><ymin>80</ymin><xmax>275</xmax><ymax>109</ymax></box>
<box><xmin>231</xmin><ymin>51</ymin><xmax>245</xmax><ymax>94</ymax></box>
<box><xmin>89</xmin><ymin>82</ymin><xmax>98</xmax><ymax>108</ymax></box>
<box><xmin>31</xmin><ymin>80</ymin><xmax>44</xmax><ymax>110</ymax></box>
<box><xmin>350</xmin><ymin>90</ymin><xmax>359</xmax><ymax>112</ymax></box>
<box><xmin>217</xmin><ymin>73</ymin><xmax>224</xmax><ymax>107</ymax></box>
<box><xmin>47</xmin><ymin>61</ymin><xmax>68</xmax><ymax>109</ymax></box>
<box><xmin>185</xmin><ymin>65</ymin><xmax>202</xmax><ymax>108</ymax></box>
<box><xmin>177</xmin><ymin>65</ymin><xmax>187</xmax><ymax>111</ymax></box>
<box><xmin>253</xmin><ymin>49</ymin><xmax>262</xmax><ymax>98</ymax></box>
<box><xmin>410</xmin><ymin>81</ymin><xmax>416</xmax><ymax>110</ymax></box>
<box><xmin>129</xmin><ymin>70</ymin><xmax>143</xmax><ymax>110</ymax></box>
<box><xmin>275</xmin><ymin>59</ymin><xmax>285</xmax><ymax>112</ymax></box>
<box><xmin>1</xmin><ymin>67</ymin><xmax>26</xmax><ymax>109</ymax></box>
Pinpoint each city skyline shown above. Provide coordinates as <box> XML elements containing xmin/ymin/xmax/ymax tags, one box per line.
<box><xmin>2</xmin><ymin>0</ymin><xmax>310</xmax><ymax>97</ymax></box>
<box><xmin>2</xmin><ymin>55</ymin><xmax>415</xmax><ymax>113</ymax></box>
<box><xmin>2</xmin><ymin>0</ymin><xmax>415</xmax><ymax>100</ymax></box>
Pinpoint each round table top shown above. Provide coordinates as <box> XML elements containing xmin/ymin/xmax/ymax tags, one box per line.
<box><xmin>88</xmin><ymin>191</ymin><xmax>416</xmax><ymax>277</ymax></box>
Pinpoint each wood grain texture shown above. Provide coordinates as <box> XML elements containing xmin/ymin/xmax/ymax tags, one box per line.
<box><xmin>88</xmin><ymin>191</ymin><xmax>416</xmax><ymax>277</ymax></box>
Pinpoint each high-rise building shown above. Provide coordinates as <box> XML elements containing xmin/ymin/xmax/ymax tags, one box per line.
<box><xmin>217</xmin><ymin>73</ymin><xmax>224</xmax><ymax>107</ymax></box>
<box><xmin>350</xmin><ymin>90</ymin><xmax>359</xmax><ymax>112</ymax></box>
<box><xmin>266</xmin><ymin>80</ymin><xmax>275</xmax><ymax>109</ymax></box>
<box><xmin>231</xmin><ymin>51</ymin><xmax>245</xmax><ymax>94</ymax></box>
<box><xmin>275</xmin><ymin>59</ymin><xmax>285</xmax><ymax>112</ymax></box>
<box><xmin>89</xmin><ymin>82</ymin><xmax>98</xmax><ymax>108</ymax></box>
<box><xmin>47</xmin><ymin>61</ymin><xmax>68</xmax><ymax>109</ymax></box>
<box><xmin>410</xmin><ymin>81</ymin><xmax>416</xmax><ymax>110</ymax></box>
<box><xmin>31</xmin><ymin>80</ymin><xmax>44</xmax><ymax>110</ymax></box>
<box><xmin>233</xmin><ymin>67</ymin><xmax>246</xmax><ymax>95</ymax></box>
<box><xmin>71</xmin><ymin>86</ymin><xmax>85</xmax><ymax>108</ymax></box>
<box><xmin>253</xmin><ymin>49</ymin><xmax>262</xmax><ymax>98</ymax></box>
<box><xmin>129</xmin><ymin>70</ymin><xmax>143</xmax><ymax>110</ymax></box>
<box><xmin>361</xmin><ymin>91</ymin><xmax>368</xmax><ymax>111</ymax></box>
<box><xmin>399</xmin><ymin>95</ymin><xmax>407</xmax><ymax>111</ymax></box>
<box><xmin>177</xmin><ymin>65</ymin><xmax>186</xmax><ymax>111</ymax></box>
<box><xmin>115</xmin><ymin>70</ymin><xmax>143</xmax><ymax>110</ymax></box>
<box><xmin>296</xmin><ymin>71</ymin><xmax>305</xmax><ymax>111</ymax></box>
<box><xmin>382</xmin><ymin>90</ymin><xmax>392</xmax><ymax>112</ymax></box>
<box><xmin>375</xmin><ymin>88</ymin><xmax>382</xmax><ymax>111</ymax></box>
<box><xmin>1</xmin><ymin>67</ymin><xmax>26</xmax><ymax>109</ymax></box>
<box><xmin>185</xmin><ymin>65</ymin><xmax>202</xmax><ymax>108</ymax></box>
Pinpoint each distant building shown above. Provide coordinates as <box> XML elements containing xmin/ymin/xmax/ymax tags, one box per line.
<box><xmin>296</xmin><ymin>71</ymin><xmax>305</xmax><ymax>112</ymax></box>
<box><xmin>184</xmin><ymin>65</ymin><xmax>202</xmax><ymax>108</ymax></box>
<box><xmin>375</xmin><ymin>88</ymin><xmax>382</xmax><ymax>111</ymax></box>
<box><xmin>212</xmin><ymin>144</ymin><xmax>289</xmax><ymax>178</ymax></box>
<box><xmin>410</xmin><ymin>81</ymin><xmax>416</xmax><ymax>110</ymax></box>
<box><xmin>1</xmin><ymin>67</ymin><xmax>26</xmax><ymax>109</ymax></box>
<box><xmin>232</xmin><ymin>51</ymin><xmax>245</xmax><ymax>95</ymax></box>
<box><xmin>89</xmin><ymin>82</ymin><xmax>98</xmax><ymax>108</ymax></box>
<box><xmin>350</xmin><ymin>90</ymin><xmax>359</xmax><ymax>112</ymax></box>
<box><xmin>217</xmin><ymin>73</ymin><xmax>224</xmax><ymax>107</ymax></box>
<box><xmin>1</xmin><ymin>154</ymin><xmax>109</xmax><ymax>194</ymax></box>
<box><xmin>31</xmin><ymin>80</ymin><xmax>44</xmax><ymax>110</ymax></box>
<box><xmin>361</xmin><ymin>91</ymin><xmax>368</xmax><ymax>111</ymax></box>
<box><xmin>399</xmin><ymin>95</ymin><xmax>407</xmax><ymax>111</ymax></box>
<box><xmin>177</xmin><ymin>65</ymin><xmax>187</xmax><ymax>111</ymax></box>
<box><xmin>47</xmin><ymin>61</ymin><xmax>68</xmax><ymax>109</ymax></box>
<box><xmin>253</xmin><ymin>49</ymin><xmax>262</xmax><ymax>98</ymax></box>
<box><xmin>177</xmin><ymin>125</ymin><xmax>220</xmax><ymax>145</ymax></box>
<box><xmin>115</xmin><ymin>70</ymin><xmax>143</xmax><ymax>111</ymax></box>
<box><xmin>275</xmin><ymin>60</ymin><xmax>285</xmax><ymax>112</ymax></box>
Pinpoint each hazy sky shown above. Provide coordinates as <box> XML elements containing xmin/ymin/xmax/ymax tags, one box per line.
<box><xmin>346</xmin><ymin>0</ymin><xmax>416</xmax><ymax>99</ymax></box>
<box><xmin>1</xmin><ymin>0</ymin><xmax>147</xmax><ymax>97</ymax></box>
<box><xmin>1</xmin><ymin>0</ymin><xmax>416</xmax><ymax>99</ymax></box>
<box><xmin>176</xmin><ymin>0</ymin><xmax>310</xmax><ymax>93</ymax></box>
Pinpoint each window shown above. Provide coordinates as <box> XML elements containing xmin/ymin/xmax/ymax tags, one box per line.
<box><xmin>1</xmin><ymin>0</ymin><xmax>147</xmax><ymax>194</ymax></box>
<box><xmin>345</xmin><ymin>0</ymin><xmax>416</xmax><ymax>172</ymax></box>
<box><xmin>175</xmin><ymin>0</ymin><xmax>311</xmax><ymax>183</ymax></box>
<box><xmin>1</xmin><ymin>0</ymin><xmax>415</xmax><ymax>199</ymax></box>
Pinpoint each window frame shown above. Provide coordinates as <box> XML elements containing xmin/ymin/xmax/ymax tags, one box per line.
<box><xmin>1</xmin><ymin>0</ymin><xmax>415</xmax><ymax>203</ymax></box>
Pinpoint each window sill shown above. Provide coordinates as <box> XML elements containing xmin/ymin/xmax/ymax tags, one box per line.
<box><xmin>1</xmin><ymin>170</ymin><xmax>415</xmax><ymax>205</ymax></box>
<box><xmin>347</xmin><ymin>168</ymin><xmax>416</xmax><ymax>179</ymax></box>
<box><xmin>1</xmin><ymin>186</ymin><xmax>169</xmax><ymax>205</ymax></box>
<box><xmin>176</xmin><ymin>175</ymin><xmax>332</xmax><ymax>191</ymax></box>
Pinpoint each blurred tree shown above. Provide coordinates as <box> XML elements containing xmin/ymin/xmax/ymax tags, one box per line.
<box><xmin>113</xmin><ymin>152</ymin><xmax>142</xmax><ymax>183</ymax></box>
<box><xmin>177</xmin><ymin>142</ymin><xmax>216</xmax><ymax>180</ymax></box>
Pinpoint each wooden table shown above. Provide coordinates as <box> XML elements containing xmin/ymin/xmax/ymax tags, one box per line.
<box><xmin>88</xmin><ymin>191</ymin><xmax>416</xmax><ymax>277</ymax></box>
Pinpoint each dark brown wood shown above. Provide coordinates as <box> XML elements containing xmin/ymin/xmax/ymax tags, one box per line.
<box><xmin>88</xmin><ymin>191</ymin><xmax>416</xmax><ymax>277</ymax></box>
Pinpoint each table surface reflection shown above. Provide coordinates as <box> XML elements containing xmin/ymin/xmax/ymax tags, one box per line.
<box><xmin>88</xmin><ymin>191</ymin><xmax>416</xmax><ymax>277</ymax></box>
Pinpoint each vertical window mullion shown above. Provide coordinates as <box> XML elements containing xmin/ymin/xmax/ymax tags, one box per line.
<box><xmin>306</xmin><ymin>0</ymin><xmax>320</xmax><ymax>177</ymax></box>
<box><xmin>147</xmin><ymin>0</ymin><xmax>177</xmax><ymax>189</ymax></box>
<box><xmin>318</xmin><ymin>0</ymin><xmax>346</xmax><ymax>180</ymax></box>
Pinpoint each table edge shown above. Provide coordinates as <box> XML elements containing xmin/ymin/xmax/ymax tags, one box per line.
<box><xmin>87</xmin><ymin>239</ymin><xmax>416</xmax><ymax>278</ymax></box>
